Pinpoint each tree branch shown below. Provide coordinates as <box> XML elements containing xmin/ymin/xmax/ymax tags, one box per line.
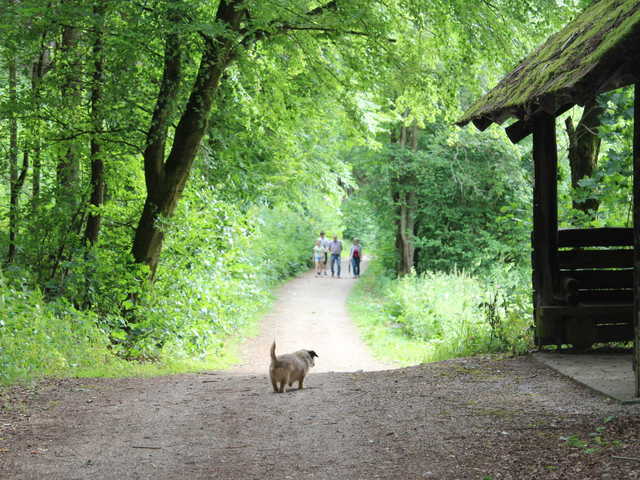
<box><xmin>48</xmin><ymin>128</ymin><xmax>129</xmax><ymax>142</ymax></box>
<box><xmin>279</xmin><ymin>25</ymin><xmax>371</xmax><ymax>37</ymax></box>
<box><xmin>16</xmin><ymin>150</ymin><xmax>28</xmax><ymax>191</ymax></box>
<box><xmin>239</xmin><ymin>0</ymin><xmax>345</xmax><ymax>47</ymax></box>
<box><xmin>142</xmin><ymin>6</ymin><xmax>183</xmax><ymax>191</ymax></box>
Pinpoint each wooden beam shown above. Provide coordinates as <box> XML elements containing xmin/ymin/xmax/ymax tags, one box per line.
<box><xmin>558</xmin><ymin>249</ymin><xmax>633</xmax><ymax>269</ymax></box>
<box><xmin>563</xmin><ymin>269</ymin><xmax>633</xmax><ymax>290</ymax></box>
<box><xmin>506</xmin><ymin>103</ymin><xmax>574</xmax><ymax>144</ymax></box>
<box><xmin>540</xmin><ymin>304</ymin><xmax>632</xmax><ymax>320</ymax></box>
<box><xmin>634</xmin><ymin>82</ymin><xmax>640</xmax><ymax>398</ymax></box>
<box><xmin>532</xmin><ymin>112</ymin><xmax>559</xmax><ymax>343</ymax></box>
<box><xmin>558</xmin><ymin>227</ymin><xmax>633</xmax><ymax>247</ymax></box>
<box><xmin>577</xmin><ymin>290</ymin><xmax>633</xmax><ymax>304</ymax></box>
<box><xmin>471</xmin><ymin>117</ymin><xmax>493</xmax><ymax>131</ymax></box>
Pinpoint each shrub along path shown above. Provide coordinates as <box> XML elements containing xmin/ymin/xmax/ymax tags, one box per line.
<box><xmin>1</xmin><ymin>267</ymin><xmax>640</xmax><ymax>479</ymax></box>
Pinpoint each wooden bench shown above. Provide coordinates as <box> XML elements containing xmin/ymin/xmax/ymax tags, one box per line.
<box><xmin>537</xmin><ymin>227</ymin><xmax>634</xmax><ymax>347</ymax></box>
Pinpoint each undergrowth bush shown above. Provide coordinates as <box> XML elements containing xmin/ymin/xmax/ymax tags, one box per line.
<box><xmin>0</xmin><ymin>273</ymin><xmax>114</xmax><ymax>384</ymax></box>
<box><xmin>349</xmin><ymin>261</ymin><xmax>533</xmax><ymax>365</ymax></box>
<box><xmin>0</xmin><ymin>184</ymin><xmax>326</xmax><ymax>384</ymax></box>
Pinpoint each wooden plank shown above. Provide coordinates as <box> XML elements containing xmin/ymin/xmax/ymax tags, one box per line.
<box><xmin>596</xmin><ymin>324</ymin><xmax>635</xmax><ymax>343</ymax></box>
<box><xmin>541</xmin><ymin>304</ymin><xmax>633</xmax><ymax>318</ymax></box>
<box><xmin>535</xmin><ymin>323</ymin><xmax>632</xmax><ymax>346</ymax></box>
<box><xmin>578</xmin><ymin>290</ymin><xmax>633</xmax><ymax>304</ymax></box>
<box><xmin>558</xmin><ymin>227</ymin><xmax>633</xmax><ymax>247</ymax></box>
<box><xmin>540</xmin><ymin>305</ymin><xmax>633</xmax><ymax>345</ymax></box>
<box><xmin>634</xmin><ymin>82</ymin><xmax>640</xmax><ymax>398</ymax></box>
<box><xmin>566</xmin><ymin>269</ymin><xmax>634</xmax><ymax>290</ymax></box>
<box><xmin>558</xmin><ymin>249</ymin><xmax>634</xmax><ymax>269</ymax></box>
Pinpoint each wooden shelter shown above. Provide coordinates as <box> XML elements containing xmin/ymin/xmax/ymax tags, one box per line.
<box><xmin>458</xmin><ymin>0</ymin><xmax>640</xmax><ymax>396</ymax></box>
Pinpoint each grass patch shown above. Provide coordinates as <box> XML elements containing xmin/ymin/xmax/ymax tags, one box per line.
<box><xmin>348</xmin><ymin>264</ymin><xmax>432</xmax><ymax>366</ymax></box>
<box><xmin>348</xmin><ymin>260</ymin><xmax>533</xmax><ymax>366</ymax></box>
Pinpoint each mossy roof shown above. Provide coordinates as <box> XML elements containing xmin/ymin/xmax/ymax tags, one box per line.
<box><xmin>458</xmin><ymin>0</ymin><xmax>640</xmax><ymax>130</ymax></box>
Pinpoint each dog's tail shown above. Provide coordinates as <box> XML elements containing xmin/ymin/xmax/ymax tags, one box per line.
<box><xmin>270</xmin><ymin>341</ymin><xmax>277</xmax><ymax>363</ymax></box>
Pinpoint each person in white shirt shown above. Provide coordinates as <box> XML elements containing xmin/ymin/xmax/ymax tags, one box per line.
<box><xmin>313</xmin><ymin>240</ymin><xmax>324</xmax><ymax>276</ymax></box>
<box><xmin>317</xmin><ymin>231</ymin><xmax>331</xmax><ymax>276</ymax></box>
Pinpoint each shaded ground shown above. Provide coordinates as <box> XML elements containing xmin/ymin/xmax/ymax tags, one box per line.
<box><xmin>2</xmin><ymin>357</ymin><xmax>639</xmax><ymax>479</ymax></box>
<box><xmin>1</xmin><ymin>266</ymin><xmax>640</xmax><ymax>479</ymax></box>
<box><xmin>534</xmin><ymin>351</ymin><xmax>639</xmax><ymax>404</ymax></box>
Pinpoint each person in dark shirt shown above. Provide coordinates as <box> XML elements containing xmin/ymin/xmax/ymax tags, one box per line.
<box><xmin>349</xmin><ymin>238</ymin><xmax>362</xmax><ymax>278</ymax></box>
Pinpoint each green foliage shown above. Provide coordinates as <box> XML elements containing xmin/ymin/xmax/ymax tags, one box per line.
<box><xmin>0</xmin><ymin>0</ymin><xmax>588</xmax><ymax>383</ymax></box>
<box><xmin>412</xmin><ymin>128</ymin><xmax>531</xmax><ymax>273</ymax></box>
<box><xmin>0</xmin><ymin>189</ymin><xmax>327</xmax><ymax>382</ymax></box>
<box><xmin>0</xmin><ymin>272</ymin><xmax>112</xmax><ymax>384</ymax></box>
<box><xmin>348</xmin><ymin>124</ymin><xmax>531</xmax><ymax>275</ymax></box>
<box><xmin>558</xmin><ymin>86</ymin><xmax>635</xmax><ymax>228</ymax></box>
<box><xmin>130</xmin><ymin>192</ymin><xmax>324</xmax><ymax>359</ymax></box>
<box><xmin>348</xmin><ymin>261</ymin><xmax>534</xmax><ymax>365</ymax></box>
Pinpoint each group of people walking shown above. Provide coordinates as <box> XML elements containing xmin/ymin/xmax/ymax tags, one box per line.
<box><xmin>313</xmin><ymin>231</ymin><xmax>362</xmax><ymax>279</ymax></box>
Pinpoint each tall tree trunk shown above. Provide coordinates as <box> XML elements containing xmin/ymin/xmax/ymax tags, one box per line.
<box><xmin>30</xmin><ymin>37</ymin><xmax>50</xmax><ymax>214</ymax></box>
<box><xmin>56</xmin><ymin>16</ymin><xmax>81</xmax><ymax>208</ymax></box>
<box><xmin>131</xmin><ymin>0</ymin><xmax>244</xmax><ymax>279</ymax></box>
<box><xmin>394</xmin><ymin>123</ymin><xmax>419</xmax><ymax>276</ymax></box>
<box><xmin>30</xmin><ymin>25</ymin><xmax>53</xmax><ymax>213</ymax></box>
<box><xmin>84</xmin><ymin>1</ymin><xmax>106</xmax><ymax>245</ymax></box>
<box><xmin>32</xmin><ymin>144</ymin><xmax>41</xmax><ymax>213</ymax></box>
<box><xmin>7</xmin><ymin>53</ymin><xmax>19</xmax><ymax>263</ymax></box>
<box><xmin>8</xmin><ymin>150</ymin><xmax>29</xmax><ymax>263</ymax></box>
<box><xmin>565</xmin><ymin>98</ymin><xmax>603</xmax><ymax>213</ymax></box>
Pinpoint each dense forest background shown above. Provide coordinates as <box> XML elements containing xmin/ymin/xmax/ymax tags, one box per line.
<box><xmin>0</xmin><ymin>0</ymin><xmax>634</xmax><ymax>382</ymax></box>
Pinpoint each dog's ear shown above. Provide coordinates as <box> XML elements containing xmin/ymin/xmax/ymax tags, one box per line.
<box><xmin>308</xmin><ymin>350</ymin><xmax>318</xmax><ymax>359</ymax></box>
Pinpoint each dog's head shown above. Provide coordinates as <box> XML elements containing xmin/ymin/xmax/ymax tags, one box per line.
<box><xmin>306</xmin><ymin>350</ymin><xmax>318</xmax><ymax>367</ymax></box>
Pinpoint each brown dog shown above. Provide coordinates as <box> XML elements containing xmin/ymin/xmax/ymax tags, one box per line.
<box><xmin>269</xmin><ymin>341</ymin><xmax>318</xmax><ymax>393</ymax></box>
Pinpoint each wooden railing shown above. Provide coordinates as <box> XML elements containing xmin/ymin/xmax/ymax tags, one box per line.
<box><xmin>537</xmin><ymin>227</ymin><xmax>635</xmax><ymax>345</ymax></box>
<box><xmin>558</xmin><ymin>227</ymin><xmax>633</xmax><ymax>305</ymax></box>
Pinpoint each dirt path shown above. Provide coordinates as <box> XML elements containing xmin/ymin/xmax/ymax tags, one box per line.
<box><xmin>1</xmin><ymin>268</ymin><xmax>640</xmax><ymax>479</ymax></box>
<box><xmin>232</xmin><ymin>261</ymin><xmax>389</xmax><ymax>374</ymax></box>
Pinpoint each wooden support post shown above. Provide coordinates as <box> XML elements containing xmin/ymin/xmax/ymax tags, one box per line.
<box><xmin>633</xmin><ymin>82</ymin><xmax>640</xmax><ymax>397</ymax></box>
<box><xmin>532</xmin><ymin>112</ymin><xmax>559</xmax><ymax>344</ymax></box>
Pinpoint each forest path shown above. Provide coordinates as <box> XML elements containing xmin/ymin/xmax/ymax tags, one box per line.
<box><xmin>2</xmin><ymin>267</ymin><xmax>640</xmax><ymax>479</ymax></box>
<box><xmin>232</xmin><ymin>259</ymin><xmax>390</xmax><ymax>374</ymax></box>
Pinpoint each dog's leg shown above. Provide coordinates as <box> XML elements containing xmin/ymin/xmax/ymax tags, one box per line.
<box><xmin>298</xmin><ymin>376</ymin><xmax>304</xmax><ymax>389</ymax></box>
<box><xmin>271</xmin><ymin>376</ymin><xmax>278</xmax><ymax>393</ymax></box>
<box><xmin>278</xmin><ymin>380</ymin><xmax>285</xmax><ymax>393</ymax></box>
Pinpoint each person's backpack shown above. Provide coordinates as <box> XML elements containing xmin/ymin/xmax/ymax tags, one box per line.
<box><xmin>353</xmin><ymin>247</ymin><xmax>360</xmax><ymax>259</ymax></box>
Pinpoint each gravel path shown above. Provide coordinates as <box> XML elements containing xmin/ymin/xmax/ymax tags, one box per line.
<box><xmin>1</xmin><ymin>267</ymin><xmax>639</xmax><ymax>479</ymax></box>
<box><xmin>233</xmin><ymin>261</ymin><xmax>389</xmax><ymax>375</ymax></box>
